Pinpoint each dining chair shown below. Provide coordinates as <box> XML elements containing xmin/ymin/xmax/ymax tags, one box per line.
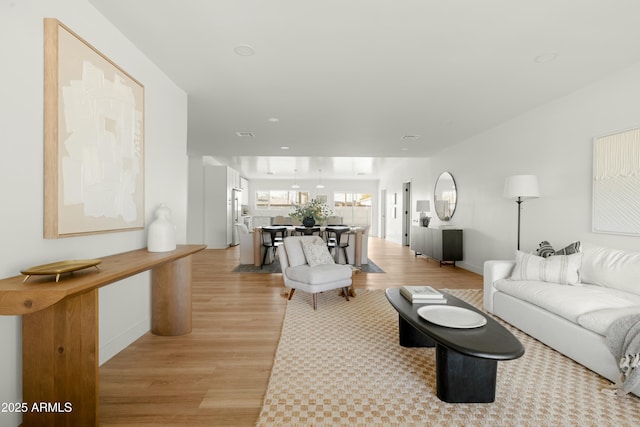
<box><xmin>326</xmin><ymin>216</ymin><xmax>344</xmax><ymax>226</ymax></box>
<box><xmin>236</xmin><ymin>223</ymin><xmax>256</xmax><ymax>264</ymax></box>
<box><xmin>325</xmin><ymin>226</ymin><xmax>351</xmax><ymax>264</ymax></box>
<box><xmin>295</xmin><ymin>226</ymin><xmax>321</xmax><ymax>236</ymax></box>
<box><xmin>261</xmin><ymin>227</ymin><xmax>287</xmax><ymax>268</ymax></box>
<box><xmin>272</xmin><ymin>215</ymin><xmax>292</xmax><ymax>226</ymax></box>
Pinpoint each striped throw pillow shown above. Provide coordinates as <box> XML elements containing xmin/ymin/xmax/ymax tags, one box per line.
<box><xmin>535</xmin><ymin>241</ymin><xmax>581</xmax><ymax>258</ymax></box>
<box><xmin>510</xmin><ymin>250</ymin><xmax>583</xmax><ymax>285</ymax></box>
<box><xmin>556</xmin><ymin>241</ymin><xmax>581</xmax><ymax>255</ymax></box>
<box><xmin>536</xmin><ymin>241</ymin><xmax>555</xmax><ymax>258</ymax></box>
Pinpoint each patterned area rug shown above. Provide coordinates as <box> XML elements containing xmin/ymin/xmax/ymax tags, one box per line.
<box><xmin>232</xmin><ymin>258</ymin><xmax>384</xmax><ymax>273</ymax></box>
<box><xmin>257</xmin><ymin>289</ymin><xmax>640</xmax><ymax>426</ymax></box>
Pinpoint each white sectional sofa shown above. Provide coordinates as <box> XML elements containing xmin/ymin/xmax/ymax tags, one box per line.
<box><xmin>484</xmin><ymin>242</ymin><xmax>640</xmax><ymax>397</ymax></box>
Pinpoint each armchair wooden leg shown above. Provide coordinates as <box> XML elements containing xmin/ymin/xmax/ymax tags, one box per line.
<box><xmin>312</xmin><ymin>293</ymin><xmax>317</xmax><ymax>310</ymax></box>
<box><xmin>342</xmin><ymin>287</ymin><xmax>350</xmax><ymax>301</ymax></box>
<box><xmin>287</xmin><ymin>289</ymin><xmax>295</xmax><ymax>300</ymax></box>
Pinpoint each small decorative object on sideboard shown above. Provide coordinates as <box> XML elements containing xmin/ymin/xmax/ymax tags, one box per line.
<box><xmin>416</xmin><ymin>200</ymin><xmax>431</xmax><ymax>226</ymax></box>
<box><xmin>148</xmin><ymin>203</ymin><xmax>176</xmax><ymax>252</ymax></box>
<box><xmin>21</xmin><ymin>259</ymin><xmax>102</xmax><ymax>283</ymax></box>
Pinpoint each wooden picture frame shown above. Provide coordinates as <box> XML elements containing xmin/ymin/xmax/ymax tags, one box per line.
<box><xmin>44</xmin><ymin>18</ymin><xmax>145</xmax><ymax>238</ymax></box>
<box><xmin>592</xmin><ymin>127</ymin><xmax>640</xmax><ymax>236</ymax></box>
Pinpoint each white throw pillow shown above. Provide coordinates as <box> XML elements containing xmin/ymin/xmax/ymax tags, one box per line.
<box><xmin>510</xmin><ymin>250</ymin><xmax>582</xmax><ymax>285</ymax></box>
<box><xmin>301</xmin><ymin>240</ymin><xmax>335</xmax><ymax>267</ymax></box>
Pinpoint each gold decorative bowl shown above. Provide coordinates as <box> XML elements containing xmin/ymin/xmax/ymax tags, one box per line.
<box><xmin>21</xmin><ymin>259</ymin><xmax>102</xmax><ymax>283</ymax></box>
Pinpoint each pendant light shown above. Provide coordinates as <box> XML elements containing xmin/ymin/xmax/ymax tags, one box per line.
<box><xmin>291</xmin><ymin>169</ymin><xmax>300</xmax><ymax>189</ymax></box>
<box><xmin>316</xmin><ymin>169</ymin><xmax>325</xmax><ymax>189</ymax></box>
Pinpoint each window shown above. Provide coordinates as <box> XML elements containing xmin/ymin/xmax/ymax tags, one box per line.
<box><xmin>334</xmin><ymin>192</ymin><xmax>372</xmax><ymax>225</ymax></box>
<box><xmin>256</xmin><ymin>190</ymin><xmax>309</xmax><ymax>209</ymax></box>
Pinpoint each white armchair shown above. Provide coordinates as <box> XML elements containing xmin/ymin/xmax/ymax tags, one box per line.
<box><xmin>279</xmin><ymin>236</ymin><xmax>353</xmax><ymax>310</ymax></box>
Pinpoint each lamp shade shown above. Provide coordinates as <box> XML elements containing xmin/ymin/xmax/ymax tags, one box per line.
<box><xmin>504</xmin><ymin>175</ymin><xmax>540</xmax><ymax>200</ymax></box>
<box><xmin>416</xmin><ymin>200</ymin><xmax>430</xmax><ymax>212</ymax></box>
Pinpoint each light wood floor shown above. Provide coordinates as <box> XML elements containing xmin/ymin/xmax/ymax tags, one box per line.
<box><xmin>99</xmin><ymin>237</ymin><xmax>482</xmax><ymax>426</ymax></box>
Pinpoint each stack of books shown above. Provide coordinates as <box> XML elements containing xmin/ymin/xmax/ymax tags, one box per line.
<box><xmin>400</xmin><ymin>286</ymin><xmax>447</xmax><ymax>304</ymax></box>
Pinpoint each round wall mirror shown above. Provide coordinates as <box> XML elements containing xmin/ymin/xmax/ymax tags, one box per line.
<box><xmin>434</xmin><ymin>172</ymin><xmax>457</xmax><ymax>221</ymax></box>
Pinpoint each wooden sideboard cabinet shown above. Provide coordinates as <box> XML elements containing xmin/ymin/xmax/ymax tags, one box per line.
<box><xmin>410</xmin><ymin>226</ymin><xmax>463</xmax><ymax>266</ymax></box>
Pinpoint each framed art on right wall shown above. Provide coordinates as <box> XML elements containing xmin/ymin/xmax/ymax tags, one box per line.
<box><xmin>592</xmin><ymin>127</ymin><xmax>640</xmax><ymax>236</ymax></box>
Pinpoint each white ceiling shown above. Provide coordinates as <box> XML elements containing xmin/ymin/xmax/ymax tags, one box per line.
<box><xmin>90</xmin><ymin>0</ymin><xmax>640</xmax><ymax>180</ymax></box>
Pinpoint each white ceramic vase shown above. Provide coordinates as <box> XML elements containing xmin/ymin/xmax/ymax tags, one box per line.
<box><xmin>148</xmin><ymin>204</ymin><xmax>176</xmax><ymax>252</ymax></box>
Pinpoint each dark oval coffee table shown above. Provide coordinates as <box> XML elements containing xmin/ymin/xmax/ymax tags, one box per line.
<box><xmin>385</xmin><ymin>288</ymin><xmax>524</xmax><ymax>403</ymax></box>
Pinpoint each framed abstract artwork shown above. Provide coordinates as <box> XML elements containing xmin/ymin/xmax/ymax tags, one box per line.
<box><xmin>44</xmin><ymin>18</ymin><xmax>145</xmax><ymax>238</ymax></box>
<box><xmin>592</xmin><ymin>127</ymin><xmax>640</xmax><ymax>236</ymax></box>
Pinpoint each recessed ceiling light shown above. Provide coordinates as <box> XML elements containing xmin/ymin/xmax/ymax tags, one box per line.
<box><xmin>235</xmin><ymin>131</ymin><xmax>254</xmax><ymax>137</ymax></box>
<box><xmin>280</xmin><ymin>146</ymin><xmax>289</xmax><ymax>150</ymax></box>
<box><xmin>534</xmin><ymin>52</ymin><xmax>558</xmax><ymax>63</ymax></box>
<box><xmin>267</xmin><ymin>117</ymin><xmax>280</xmax><ymax>123</ymax></box>
<box><xmin>402</xmin><ymin>135</ymin><xmax>420</xmax><ymax>140</ymax></box>
<box><xmin>401</xmin><ymin>147</ymin><xmax>409</xmax><ymax>151</ymax></box>
<box><xmin>234</xmin><ymin>44</ymin><xmax>255</xmax><ymax>56</ymax></box>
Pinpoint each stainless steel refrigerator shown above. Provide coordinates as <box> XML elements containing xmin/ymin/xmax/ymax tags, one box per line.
<box><xmin>231</xmin><ymin>188</ymin><xmax>242</xmax><ymax>246</ymax></box>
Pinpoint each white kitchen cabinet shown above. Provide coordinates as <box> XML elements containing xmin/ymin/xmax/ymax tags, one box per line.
<box><xmin>186</xmin><ymin>159</ymin><xmax>248</xmax><ymax>248</ymax></box>
<box><xmin>240</xmin><ymin>177</ymin><xmax>249</xmax><ymax>204</ymax></box>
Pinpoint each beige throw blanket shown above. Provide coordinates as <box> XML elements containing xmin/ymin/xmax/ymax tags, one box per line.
<box><xmin>606</xmin><ymin>314</ymin><xmax>640</xmax><ymax>395</ymax></box>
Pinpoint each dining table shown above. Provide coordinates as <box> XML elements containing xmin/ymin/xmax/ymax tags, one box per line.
<box><xmin>252</xmin><ymin>225</ymin><xmax>365</xmax><ymax>267</ymax></box>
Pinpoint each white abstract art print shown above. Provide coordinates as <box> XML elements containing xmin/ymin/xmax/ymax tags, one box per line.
<box><xmin>592</xmin><ymin>128</ymin><xmax>640</xmax><ymax>236</ymax></box>
<box><xmin>44</xmin><ymin>19</ymin><xmax>144</xmax><ymax>238</ymax></box>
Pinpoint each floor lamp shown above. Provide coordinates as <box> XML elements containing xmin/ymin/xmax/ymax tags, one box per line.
<box><xmin>504</xmin><ymin>175</ymin><xmax>540</xmax><ymax>250</ymax></box>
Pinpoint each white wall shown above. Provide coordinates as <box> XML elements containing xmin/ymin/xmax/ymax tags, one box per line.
<box><xmin>187</xmin><ymin>157</ymin><xmax>206</xmax><ymax>243</ymax></box>
<box><xmin>377</xmin><ymin>159</ymin><xmax>427</xmax><ymax>244</ymax></box>
<box><xmin>0</xmin><ymin>2</ymin><xmax>188</xmax><ymax>426</ymax></box>
<box><xmin>380</xmin><ymin>60</ymin><xmax>640</xmax><ymax>274</ymax></box>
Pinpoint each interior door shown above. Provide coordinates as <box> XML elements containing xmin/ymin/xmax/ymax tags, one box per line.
<box><xmin>402</xmin><ymin>182</ymin><xmax>411</xmax><ymax>246</ymax></box>
<box><xmin>379</xmin><ymin>189</ymin><xmax>386</xmax><ymax>239</ymax></box>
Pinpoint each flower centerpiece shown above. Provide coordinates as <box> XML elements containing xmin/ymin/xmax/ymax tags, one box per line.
<box><xmin>289</xmin><ymin>198</ymin><xmax>333</xmax><ymax>226</ymax></box>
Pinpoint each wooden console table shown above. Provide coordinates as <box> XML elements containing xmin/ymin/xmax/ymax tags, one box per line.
<box><xmin>0</xmin><ymin>244</ymin><xmax>206</xmax><ymax>426</ymax></box>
